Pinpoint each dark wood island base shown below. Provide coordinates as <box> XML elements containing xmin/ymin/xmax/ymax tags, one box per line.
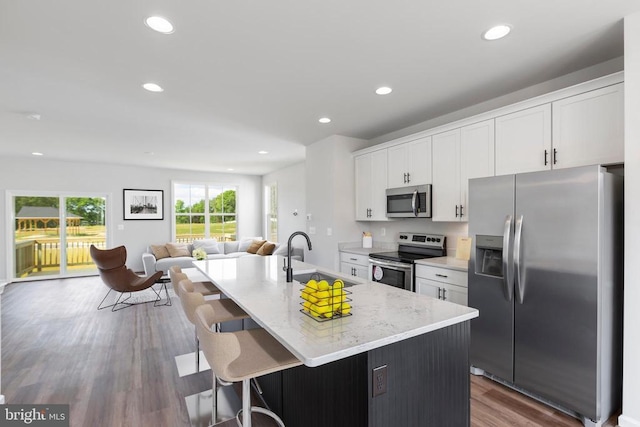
<box><xmin>257</xmin><ymin>321</ymin><xmax>471</xmax><ymax>427</ymax></box>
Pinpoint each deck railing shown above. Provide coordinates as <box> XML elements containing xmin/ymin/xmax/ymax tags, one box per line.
<box><xmin>15</xmin><ymin>239</ymin><xmax>106</xmax><ymax>276</ymax></box>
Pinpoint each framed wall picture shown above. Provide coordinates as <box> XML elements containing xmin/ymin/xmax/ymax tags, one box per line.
<box><xmin>123</xmin><ymin>189</ymin><xmax>164</xmax><ymax>220</ymax></box>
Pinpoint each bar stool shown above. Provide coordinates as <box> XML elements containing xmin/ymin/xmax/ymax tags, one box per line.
<box><xmin>178</xmin><ymin>279</ymin><xmax>250</xmax><ymax>374</ymax></box>
<box><xmin>195</xmin><ymin>304</ymin><xmax>302</xmax><ymax>427</ymax></box>
<box><xmin>169</xmin><ymin>265</ymin><xmax>221</xmax><ymax>297</ymax></box>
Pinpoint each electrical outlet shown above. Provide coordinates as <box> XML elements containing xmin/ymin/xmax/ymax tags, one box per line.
<box><xmin>327</xmin><ymin>227</ymin><xmax>332</xmax><ymax>236</ymax></box>
<box><xmin>381</xmin><ymin>227</ymin><xmax>386</xmax><ymax>236</ymax></box>
<box><xmin>372</xmin><ymin>365</ymin><xmax>388</xmax><ymax>397</ymax></box>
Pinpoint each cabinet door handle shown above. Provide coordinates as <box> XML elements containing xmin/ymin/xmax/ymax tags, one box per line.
<box><xmin>460</xmin><ymin>205</ymin><xmax>464</xmax><ymax>217</ymax></box>
<box><xmin>442</xmin><ymin>288</ymin><xmax>447</xmax><ymax>300</ymax></box>
<box><xmin>350</xmin><ymin>258</ymin><xmax>358</xmax><ymax>261</ymax></box>
<box><xmin>403</xmin><ymin>173</ymin><xmax>407</xmax><ymax>184</ymax></box>
<box><xmin>455</xmin><ymin>205</ymin><xmax>459</xmax><ymax>217</ymax></box>
<box><xmin>553</xmin><ymin>148</ymin><xmax>557</xmax><ymax>165</ymax></box>
<box><xmin>407</xmin><ymin>172</ymin><xmax>410</xmax><ymax>183</ymax></box>
<box><xmin>438</xmin><ymin>287</ymin><xmax>442</xmax><ymax>299</ymax></box>
<box><xmin>544</xmin><ymin>149</ymin><xmax>548</xmax><ymax>166</ymax></box>
<box><xmin>435</xmin><ymin>273</ymin><xmax>448</xmax><ymax>278</ymax></box>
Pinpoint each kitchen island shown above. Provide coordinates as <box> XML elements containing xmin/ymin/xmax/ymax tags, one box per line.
<box><xmin>193</xmin><ymin>256</ymin><xmax>478</xmax><ymax>427</ymax></box>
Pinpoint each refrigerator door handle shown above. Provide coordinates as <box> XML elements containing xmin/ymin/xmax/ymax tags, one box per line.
<box><xmin>514</xmin><ymin>215</ymin><xmax>525</xmax><ymax>304</ymax></box>
<box><xmin>502</xmin><ymin>215</ymin><xmax>514</xmax><ymax>301</ymax></box>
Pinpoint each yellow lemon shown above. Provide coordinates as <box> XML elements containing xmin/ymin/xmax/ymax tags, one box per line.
<box><xmin>341</xmin><ymin>302</ymin><xmax>352</xmax><ymax>315</ymax></box>
<box><xmin>312</xmin><ymin>303</ymin><xmax>331</xmax><ymax>315</ymax></box>
<box><xmin>315</xmin><ymin>290</ymin><xmax>331</xmax><ymax>299</ymax></box>
<box><xmin>302</xmin><ymin>301</ymin><xmax>312</xmax><ymax>312</ymax></box>
<box><xmin>317</xmin><ymin>280</ymin><xmax>330</xmax><ymax>291</ymax></box>
<box><xmin>306</xmin><ymin>280</ymin><xmax>319</xmax><ymax>290</ymax></box>
<box><xmin>331</xmin><ymin>288</ymin><xmax>344</xmax><ymax>298</ymax></box>
<box><xmin>323</xmin><ymin>311</ymin><xmax>334</xmax><ymax>319</ymax></box>
<box><xmin>300</xmin><ymin>292</ymin><xmax>309</xmax><ymax>301</ymax></box>
<box><xmin>307</xmin><ymin>293</ymin><xmax>319</xmax><ymax>303</ymax></box>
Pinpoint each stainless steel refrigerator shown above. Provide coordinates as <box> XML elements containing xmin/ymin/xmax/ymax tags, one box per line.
<box><xmin>468</xmin><ymin>165</ymin><xmax>623</xmax><ymax>427</ymax></box>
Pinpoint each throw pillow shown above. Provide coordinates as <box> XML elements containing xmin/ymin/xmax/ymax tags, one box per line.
<box><xmin>256</xmin><ymin>242</ymin><xmax>276</xmax><ymax>256</ymax></box>
<box><xmin>166</xmin><ymin>243</ymin><xmax>191</xmax><ymax>257</ymax></box>
<box><xmin>246</xmin><ymin>239</ymin><xmax>267</xmax><ymax>254</ymax></box>
<box><xmin>192</xmin><ymin>238</ymin><xmax>220</xmax><ymax>255</ymax></box>
<box><xmin>150</xmin><ymin>244</ymin><xmax>170</xmax><ymax>260</ymax></box>
<box><xmin>238</xmin><ymin>237</ymin><xmax>263</xmax><ymax>252</ymax></box>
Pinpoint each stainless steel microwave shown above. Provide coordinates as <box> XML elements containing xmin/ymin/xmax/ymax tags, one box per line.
<box><xmin>386</xmin><ymin>185</ymin><xmax>432</xmax><ymax>218</ymax></box>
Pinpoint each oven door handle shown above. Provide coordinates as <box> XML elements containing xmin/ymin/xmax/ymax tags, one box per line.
<box><xmin>369</xmin><ymin>258</ymin><xmax>413</xmax><ymax>271</ymax></box>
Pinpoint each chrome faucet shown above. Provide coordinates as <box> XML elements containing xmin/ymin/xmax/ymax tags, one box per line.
<box><xmin>285</xmin><ymin>231</ymin><xmax>312</xmax><ymax>282</ymax></box>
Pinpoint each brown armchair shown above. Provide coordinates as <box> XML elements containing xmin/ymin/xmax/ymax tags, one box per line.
<box><xmin>90</xmin><ymin>245</ymin><xmax>164</xmax><ymax>311</ymax></box>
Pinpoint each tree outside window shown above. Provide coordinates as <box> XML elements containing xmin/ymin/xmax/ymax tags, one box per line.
<box><xmin>174</xmin><ymin>183</ymin><xmax>237</xmax><ymax>242</ymax></box>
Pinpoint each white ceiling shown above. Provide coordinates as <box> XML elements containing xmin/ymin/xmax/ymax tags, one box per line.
<box><xmin>1</xmin><ymin>1</ymin><xmax>639</xmax><ymax>175</ymax></box>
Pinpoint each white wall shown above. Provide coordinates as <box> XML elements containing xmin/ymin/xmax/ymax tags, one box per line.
<box><xmin>305</xmin><ymin>135</ymin><xmax>369</xmax><ymax>269</ymax></box>
<box><xmin>261</xmin><ymin>162</ymin><xmax>307</xmax><ymax>244</ymax></box>
<box><xmin>620</xmin><ymin>12</ymin><xmax>640</xmax><ymax>427</ymax></box>
<box><xmin>0</xmin><ymin>156</ymin><xmax>263</xmax><ymax>279</ymax></box>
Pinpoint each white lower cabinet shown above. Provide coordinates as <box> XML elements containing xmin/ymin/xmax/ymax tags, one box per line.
<box><xmin>415</xmin><ymin>264</ymin><xmax>468</xmax><ymax>306</ymax></box>
<box><xmin>339</xmin><ymin>252</ymin><xmax>369</xmax><ymax>278</ymax></box>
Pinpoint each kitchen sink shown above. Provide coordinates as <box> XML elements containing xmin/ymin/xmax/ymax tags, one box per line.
<box><xmin>293</xmin><ymin>272</ymin><xmax>359</xmax><ymax>288</ymax></box>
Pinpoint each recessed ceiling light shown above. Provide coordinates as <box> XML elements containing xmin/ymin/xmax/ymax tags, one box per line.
<box><xmin>258</xmin><ymin>150</ymin><xmax>268</xmax><ymax>154</ymax></box>
<box><xmin>143</xmin><ymin>83</ymin><xmax>164</xmax><ymax>92</ymax></box>
<box><xmin>26</xmin><ymin>113</ymin><xmax>41</xmax><ymax>121</ymax></box>
<box><xmin>145</xmin><ymin>16</ymin><xmax>174</xmax><ymax>34</ymax></box>
<box><xmin>375</xmin><ymin>87</ymin><xmax>393</xmax><ymax>95</ymax></box>
<box><xmin>227</xmin><ymin>168</ymin><xmax>235</xmax><ymax>171</ymax></box>
<box><xmin>32</xmin><ymin>152</ymin><xmax>43</xmax><ymax>156</ymax></box>
<box><xmin>144</xmin><ymin>151</ymin><xmax>155</xmax><ymax>155</ymax></box>
<box><xmin>318</xmin><ymin>117</ymin><xmax>331</xmax><ymax>124</ymax></box>
<box><xmin>482</xmin><ymin>24</ymin><xmax>512</xmax><ymax>41</ymax></box>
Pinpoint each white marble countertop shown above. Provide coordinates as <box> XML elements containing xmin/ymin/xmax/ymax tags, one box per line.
<box><xmin>415</xmin><ymin>256</ymin><xmax>469</xmax><ymax>272</ymax></box>
<box><xmin>193</xmin><ymin>256</ymin><xmax>478</xmax><ymax>367</ymax></box>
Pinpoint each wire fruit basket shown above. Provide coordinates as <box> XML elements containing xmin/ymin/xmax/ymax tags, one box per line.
<box><xmin>299</xmin><ymin>274</ymin><xmax>352</xmax><ymax>322</ymax></box>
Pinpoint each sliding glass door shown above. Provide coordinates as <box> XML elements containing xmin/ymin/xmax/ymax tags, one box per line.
<box><xmin>11</xmin><ymin>193</ymin><xmax>108</xmax><ymax>280</ymax></box>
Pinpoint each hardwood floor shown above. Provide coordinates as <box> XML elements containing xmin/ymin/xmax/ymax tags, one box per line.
<box><xmin>1</xmin><ymin>276</ymin><xmax>617</xmax><ymax>426</ymax></box>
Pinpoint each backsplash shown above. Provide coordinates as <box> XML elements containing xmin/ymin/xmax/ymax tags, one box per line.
<box><xmin>356</xmin><ymin>220</ymin><xmax>468</xmax><ymax>255</ymax></box>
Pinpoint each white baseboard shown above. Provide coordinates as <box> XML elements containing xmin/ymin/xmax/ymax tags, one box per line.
<box><xmin>619</xmin><ymin>414</ymin><xmax>640</xmax><ymax>427</ymax></box>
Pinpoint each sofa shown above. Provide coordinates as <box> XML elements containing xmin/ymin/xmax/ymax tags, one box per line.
<box><xmin>142</xmin><ymin>237</ymin><xmax>304</xmax><ymax>275</ymax></box>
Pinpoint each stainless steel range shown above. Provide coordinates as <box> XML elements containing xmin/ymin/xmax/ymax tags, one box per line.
<box><xmin>368</xmin><ymin>232</ymin><xmax>446</xmax><ymax>292</ymax></box>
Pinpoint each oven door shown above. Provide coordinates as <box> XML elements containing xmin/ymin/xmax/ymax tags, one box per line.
<box><xmin>369</xmin><ymin>258</ymin><xmax>413</xmax><ymax>291</ymax></box>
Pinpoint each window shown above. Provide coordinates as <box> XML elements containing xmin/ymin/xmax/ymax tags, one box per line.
<box><xmin>264</xmin><ymin>182</ymin><xmax>278</xmax><ymax>242</ymax></box>
<box><xmin>173</xmin><ymin>183</ymin><xmax>237</xmax><ymax>242</ymax></box>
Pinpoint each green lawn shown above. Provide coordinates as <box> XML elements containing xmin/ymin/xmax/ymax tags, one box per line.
<box><xmin>175</xmin><ymin>222</ymin><xmax>236</xmax><ymax>241</ymax></box>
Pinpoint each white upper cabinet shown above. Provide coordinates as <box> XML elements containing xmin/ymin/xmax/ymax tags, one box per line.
<box><xmin>432</xmin><ymin>120</ymin><xmax>495</xmax><ymax>222</ymax></box>
<box><xmin>495</xmin><ymin>104</ymin><xmax>552</xmax><ymax>176</ymax></box>
<box><xmin>387</xmin><ymin>137</ymin><xmax>432</xmax><ymax>188</ymax></box>
<box><xmin>552</xmin><ymin>83</ymin><xmax>624</xmax><ymax>169</ymax></box>
<box><xmin>432</xmin><ymin>129</ymin><xmax>461</xmax><ymax>222</ymax></box>
<box><xmin>355</xmin><ymin>150</ymin><xmax>388</xmax><ymax>221</ymax></box>
<box><xmin>460</xmin><ymin>120</ymin><xmax>495</xmax><ymax>221</ymax></box>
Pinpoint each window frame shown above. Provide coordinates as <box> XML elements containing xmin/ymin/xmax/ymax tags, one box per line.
<box><xmin>171</xmin><ymin>181</ymin><xmax>239</xmax><ymax>243</ymax></box>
